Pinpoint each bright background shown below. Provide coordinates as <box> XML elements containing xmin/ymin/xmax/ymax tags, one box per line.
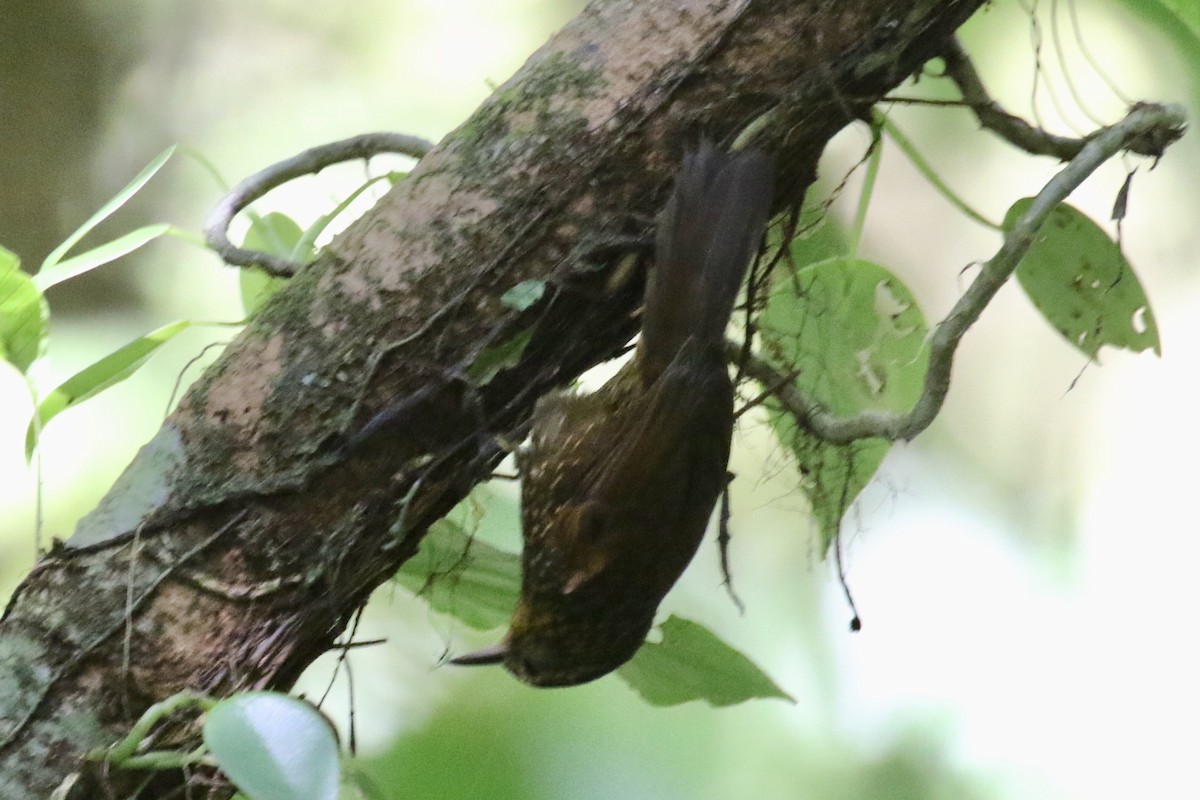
<box><xmin>2</xmin><ymin>1</ymin><xmax>1198</xmax><ymax>798</ymax></box>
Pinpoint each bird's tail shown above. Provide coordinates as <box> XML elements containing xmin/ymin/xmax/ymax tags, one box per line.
<box><xmin>639</xmin><ymin>143</ymin><xmax>775</xmax><ymax>384</ymax></box>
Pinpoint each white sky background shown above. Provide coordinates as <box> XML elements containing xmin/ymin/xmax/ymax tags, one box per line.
<box><xmin>1</xmin><ymin>1</ymin><xmax>1198</xmax><ymax>797</ymax></box>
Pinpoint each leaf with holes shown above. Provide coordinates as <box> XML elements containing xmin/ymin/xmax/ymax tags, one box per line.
<box><xmin>759</xmin><ymin>257</ymin><xmax>928</xmax><ymax>552</ymax></box>
<box><xmin>1005</xmin><ymin>198</ymin><xmax>1160</xmax><ymax>358</ymax></box>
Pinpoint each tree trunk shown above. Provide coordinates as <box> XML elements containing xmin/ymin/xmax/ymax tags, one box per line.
<box><xmin>0</xmin><ymin>0</ymin><xmax>984</xmax><ymax>796</ymax></box>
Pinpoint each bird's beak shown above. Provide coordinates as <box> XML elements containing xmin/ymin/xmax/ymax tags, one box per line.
<box><xmin>449</xmin><ymin>642</ymin><xmax>508</xmax><ymax>666</ymax></box>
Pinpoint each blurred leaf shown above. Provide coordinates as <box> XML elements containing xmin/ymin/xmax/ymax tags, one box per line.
<box><xmin>1105</xmin><ymin>5</ymin><xmax>1199</xmax><ymax>127</ymax></box>
<box><xmin>784</xmin><ymin>214</ymin><xmax>848</xmax><ymax>270</ymax></box>
<box><xmin>0</xmin><ymin>245</ymin><xmax>49</xmax><ymax>374</ymax></box>
<box><xmin>759</xmin><ymin>257</ymin><xmax>928</xmax><ymax>552</ymax></box>
<box><xmin>500</xmin><ymin>279</ymin><xmax>545</xmax><ymax>311</ymax></box>
<box><xmin>295</xmin><ymin>174</ymin><xmax>391</xmax><ymax>260</ymax></box>
<box><xmin>203</xmin><ymin>692</ymin><xmax>339</xmax><ymax>800</ymax></box>
<box><xmin>240</xmin><ymin>212</ymin><xmax>302</xmax><ymax>313</ymax></box>
<box><xmin>33</xmin><ymin>224</ymin><xmax>173</xmax><ymax>291</ymax></box>
<box><xmin>238</xmin><ymin>177</ymin><xmax>396</xmax><ymax>314</ymax></box>
<box><xmin>240</xmin><ymin>266</ymin><xmax>289</xmax><ymax>316</ymax></box>
<box><xmin>395</xmin><ymin>519</ymin><xmax>520</xmax><ymax>630</ymax></box>
<box><xmin>243</xmin><ymin>211</ymin><xmax>305</xmax><ymax>259</ymax></box>
<box><xmin>340</xmin><ymin>763</ymin><xmax>391</xmax><ymax>800</ymax></box>
<box><xmin>1130</xmin><ymin>0</ymin><xmax>1200</xmax><ymax>47</ymax></box>
<box><xmin>1005</xmin><ymin>198</ymin><xmax>1160</xmax><ymax>358</ymax></box>
<box><xmin>617</xmin><ymin>616</ymin><xmax>793</xmax><ymax>706</ymax></box>
<box><xmin>465</xmin><ymin>329</ymin><xmax>533</xmax><ymax>385</ymax></box>
<box><xmin>40</xmin><ymin>145</ymin><xmax>175</xmax><ymax>274</ymax></box>
<box><xmin>26</xmin><ymin>320</ymin><xmax>191</xmax><ymax>459</ymax></box>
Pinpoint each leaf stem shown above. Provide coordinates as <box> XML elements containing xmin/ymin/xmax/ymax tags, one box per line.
<box><xmin>880</xmin><ymin>113</ymin><xmax>1001</xmax><ymax>230</ymax></box>
<box><xmin>848</xmin><ymin>121</ymin><xmax>883</xmax><ymax>259</ymax></box>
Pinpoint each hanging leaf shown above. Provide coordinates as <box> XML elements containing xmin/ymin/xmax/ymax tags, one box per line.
<box><xmin>1005</xmin><ymin>198</ymin><xmax>1160</xmax><ymax>358</ymax></box>
<box><xmin>759</xmin><ymin>257</ymin><xmax>928</xmax><ymax>552</ymax></box>
<box><xmin>395</xmin><ymin>519</ymin><xmax>520</xmax><ymax>631</ymax></box>
<box><xmin>402</xmin><ymin>526</ymin><xmax>788</xmax><ymax>707</ymax></box>
<box><xmin>0</xmin><ymin>245</ymin><xmax>49</xmax><ymax>374</ymax></box>
<box><xmin>617</xmin><ymin>616</ymin><xmax>793</xmax><ymax>706</ymax></box>
<box><xmin>203</xmin><ymin>692</ymin><xmax>340</xmax><ymax>800</ymax></box>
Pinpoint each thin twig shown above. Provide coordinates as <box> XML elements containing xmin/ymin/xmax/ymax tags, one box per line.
<box><xmin>716</xmin><ymin>473</ymin><xmax>745</xmax><ymax>614</ymax></box>
<box><xmin>203</xmin><ymin>132</ymin><xmax>433</xmax><ymax>276</ymax></box>
<box><xmin>942</xmin><ymin>37</ymin><xmax>1093</xmax><ymax>160</ymax></box>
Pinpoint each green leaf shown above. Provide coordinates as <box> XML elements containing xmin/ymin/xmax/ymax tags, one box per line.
<box><xmin>240</xmin><ymin>266</ymin><xmax>289</xmax><ymax>315</ymax></box>
<box><xmin>617</xmin><ymin>616</ymin><xmax>793</xmax><ymax>707</ymax></box>
<box><xmin>294</xmin><ymin>174</ymin><xmax>392</xmax><ymax>260</ymax></box>
<box><xmin>203</xmin><ymin>692</ymin><xmax>340</xmax><ymax>800</ymax></box>
<box><xmin>341</xmin><ymin>763</ymin><xmax>392</xmax><ymax>800</ymax></box>
<box><xmin>239</xmin><ymin>213</ymin><xmax>302</xmax><ymax>313</ymax></box>
<box><xmin>243</xmin><ymin>211</ymin><xmax>305</xmax><ymax>259</ymax></box>
<box><xmin>394</xmin><ymin>519</ymin><xmax>520</xmax><ymax>630</ymax></box>
<box><xmin>33</xmin><ymin>224</ymin><xmax>173</xmax><ymax>291</ymax></box>
<box><xmin>500</xmin><ymin>279</ymin><xmax>545</xmax><ymax>311</ymax></box>
<box><xmin>0</xmin><ymin>245</ymin><xmax>49</xmax><ymax>374</ymax></box>
<box><xmin>26</xmin><ymin>320</ymin><xmax>191</xmax><ymax>459</ymax></box>
<box><xmin>783</xmin><ymin>214</ymin><xmax>847</xmax><ymax>271</ymax></box>
<box><xmin>1125</xmin><ymin>1</ymin><xmax>1200</xmax><ymax>76</ymax></box>
<box><xmin>40</xmin><ymin>145</ymin><xmax>175</xmax><ymax>274</ymax></box>
<box><xmin>1005</xmin><ymin>199</ymin><xmax>1160</xmax><ymax>358</ymax></box>
<box><xmin>465</xmin><ymin>329</ymin><xmax>533</xmax><ymax>385</ymax></box>
<box><xmin>1143</xmin><ymin>0</ymin><xmax>1200</xmax><ymax>34</ymax></box>
<box><xmin>759</xmin><ymin>257</ymin><xmax>928</xmax><ymax>552</ymax></box>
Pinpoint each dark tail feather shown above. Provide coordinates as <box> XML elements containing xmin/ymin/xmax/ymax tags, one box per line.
<box><xmin>640</xmin><ymin>143</ymin><xmax>774</xmax><ymax>383</ymax></box>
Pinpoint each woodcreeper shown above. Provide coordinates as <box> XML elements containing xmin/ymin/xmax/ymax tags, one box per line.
<box><xmin>454</xmin><ymin>144</ymin><xmax>774</xmax><ymax>686</ymax></box>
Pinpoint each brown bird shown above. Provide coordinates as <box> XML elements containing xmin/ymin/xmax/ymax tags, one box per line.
<box><xmin>454</xmin><ymin>143</ymin><xmax>774</xmax><ymax>686</ymax></box>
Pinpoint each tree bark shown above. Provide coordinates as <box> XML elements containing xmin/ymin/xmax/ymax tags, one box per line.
<box><xmin>0</xmin><ymin>0</ymin><xmax>984</xmax><ymax>795</ymax></box>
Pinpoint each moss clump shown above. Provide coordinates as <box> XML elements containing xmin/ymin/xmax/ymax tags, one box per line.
<box><xmin>454</xmin><ymin>50</ymin><xmax>607</xmax><ymax>183</ymax></box>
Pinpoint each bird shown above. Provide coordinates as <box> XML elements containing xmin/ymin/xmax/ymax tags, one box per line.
<box><xmin>453</xmin><ymin>143</ymin><xmax>774</xmax><ymax>686</ymax></box>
